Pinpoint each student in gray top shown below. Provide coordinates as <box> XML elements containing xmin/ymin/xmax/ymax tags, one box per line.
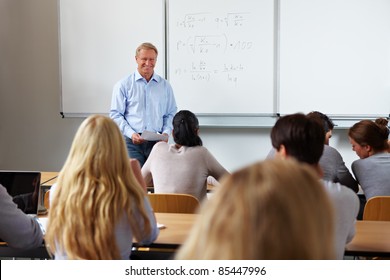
<box><xmin>268</xmin><ymin>111</ymin><xmax>359</xmax><ymax>193</ymax></box>
<box><xmin>270</xmin><ymin>113</ymin><xmax>359</xmax><ymax>260</ymax></box>
<box><xmin>348</xmin><ymin>118</ymin><xmax>390</xmax><ymax>201</ymax></box>
<box><xmin>0</xmin><ymin>184</ymin><xmax>43</xmax><ymax>249</ymax></box>
<box><xmin>307</xmin><ymin>111</ymin><xmax>359</xmax><ymax>193</ymax></box>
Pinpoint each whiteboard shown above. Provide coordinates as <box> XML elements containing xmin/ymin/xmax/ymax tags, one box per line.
<box><xmin>59</xmin><ymin>0</ymin><xmax>165</xmax><ymax>116</ymax></box>
<box><xmin>167</xmin><ymin>0</ymin><xmax>275</xmax><ymax>114</ymax></box>
<box><xmin>279</xmin><ymin>0</ymin><xmax>390</xmax><ymax>116</ymax></box>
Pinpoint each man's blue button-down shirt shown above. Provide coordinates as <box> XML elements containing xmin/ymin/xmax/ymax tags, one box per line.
<box><xmin>110</xmin><ymin>71</ymin><xmax>177</xmax><ymax>139</ymax></box>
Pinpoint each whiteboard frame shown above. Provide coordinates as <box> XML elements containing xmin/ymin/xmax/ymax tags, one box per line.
<box><xmin>166</xmin><ymin>0</ymin><xmax>277</xmax><ymax>119</ymax></box>
<box><xmin>58</xmin><ymin>0</ymin><xmax>166</xmax><ymax>117</ymax></box>
<box><xmin>57</xmin><ymin>0</ymin><xmax>390</xmax><ymax>127</ymax></box>
<box><xmin>278</xmin><ymin>0</ymin><xmax>390</xmax><ymax>116</ymax></box>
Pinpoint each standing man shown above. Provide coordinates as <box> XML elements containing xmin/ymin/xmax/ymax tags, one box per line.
<box><xmin>110</xmin><ymin>42</ymin><xmax>177</xmax><ymax>166</ymax></box>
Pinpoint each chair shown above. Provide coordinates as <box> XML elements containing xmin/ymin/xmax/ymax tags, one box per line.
<box><xmin>43</xmin><ymin>190</ymin><xmax>50</xmax><ymax>210</ymax></box>
<box><xmin>133</xmin><ymin>193</ymin><xmax>200</xmax><ymax>258</ymax></box>
<box><xmin>360</xmin><ymin>196</ymin><xmax>390</xmax><ymax>260</ymax></box>
<box><xmin>363</xmin><ymin>196</ymin><xmax>390</xmax><ymax>221</ymax></box>
<box><xmin>147</xmin><ymin>193</ymin><xmax>200</xmax><ymax>214</ymax></box>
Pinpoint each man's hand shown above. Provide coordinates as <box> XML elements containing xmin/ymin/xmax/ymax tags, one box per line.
<box><xmin>161</xmin><ymin>133</ymin><xmax>169</xmax><ymax>143</ymax></box>
<box><xmin>131</xmin><ymin>133</ymin><xmax>145</xmax><ymax>145</ymax></box>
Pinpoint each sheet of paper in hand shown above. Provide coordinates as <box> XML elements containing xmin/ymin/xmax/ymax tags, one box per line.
<box><xmin>141</xmin><ymin>130</ymin><xmax>168</xmax><ymax>142</ymax></box>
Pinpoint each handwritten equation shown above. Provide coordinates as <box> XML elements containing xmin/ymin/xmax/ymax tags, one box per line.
<box><xmin>168</xmin><ymin>1</ymin><xmax>275</xmax><ymax>114</ymax></box>
<box><xmin>176</xmin><ymin>12</ymin><xmax>249</xmax><ymax>29</ymax></box>
<box><xmin>170</xmin><ymin>10</ymin><xmax>259</xmax><ymax>88</ymax></box>
<box><xmin>176</xmin><ymin>35</ymin><xmax>253</xmax><ymax>54</ymax></box>
<box><xmin>173</xmin><ymin>60</ymin><xmax>245</xmax><ymax>86</ymax></box>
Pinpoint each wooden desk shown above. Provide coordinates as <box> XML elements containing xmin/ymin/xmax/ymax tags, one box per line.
<box><xmin>0</xmin><ymin>212</ymin><xmax>196</xmax><ymax>259</ymax></box>
<box><xmin>145</xmin><ymin>217</ymin><xmax>390</xmax><ymax>258</ymax></box>
<box><xmin>345</xmin><ymin>220</ymin><xmax>390</xmax><ymax>257</ymax></box>
<box><xmin>131</xmin><ymin>212</ymin><xmax>197</xmax><ymax>259</ymax></box>
<box><xmin>147</xmin><ymin>185</ymin><xmax>214</xmax><ymax>193</ymax></box>
<box><xmin>132</xmin><ymin>213</ymin><xmax>197</xmax><ymax>250</ymax></box>
<box><xmin>40</xmin><ymin>172</ymin><xmax>58</xmax><ymax>186</ymax></box>
<box><xmin>2</xmin><ymin>216</ymin><xmax>390</xmax><ymax>259</ymax></box>
<box><xmin>150</xmin><ymin>212</ymin><xmax>197</xmax><ymax>248</ymax></box>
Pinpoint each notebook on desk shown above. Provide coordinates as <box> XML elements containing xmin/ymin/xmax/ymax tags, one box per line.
<box><xmin>0</xmin><ymin>170</ymin><xmax>42</xmax><ymax>215</ymax></box>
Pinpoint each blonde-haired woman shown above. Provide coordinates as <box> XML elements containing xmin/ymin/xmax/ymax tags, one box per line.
<box><xmin>45</xmin><ymin>115</ymin><xmax>158</xmax><ymax>259</ymax></box>
<box><xmin>176</xmin><ymin>159</ymin><xmax>335</xmax><ymax>259</ymax></box>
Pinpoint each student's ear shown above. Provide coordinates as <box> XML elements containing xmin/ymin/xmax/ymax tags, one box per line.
<box><xmin>365</xmin><ymin>145</ymin><xmax>374</xmax><ymax>156</ymax></box>
<box><xmin>325</xmin><ymin>130</ymin><xmax>332</xmax><ymax>145</ymax></box>
<box><xmin>276</xmin><ymin>144</ymin><xmax>288</xmax><ymax>159</ymax></box>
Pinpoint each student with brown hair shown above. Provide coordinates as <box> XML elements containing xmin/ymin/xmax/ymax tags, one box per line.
<box><xmin>348</xmin><ymin>118</ymin><xmax>390</xmax><ymax>201</ymax></box>
<box><xmin>176</xmin><ymin>159</ymin><xmax>335</xmax><ymax>259</ymax></box>
<box><xmin>307</xmin><ymin>111</ymin><xmax>359</xmax><ymax>193</ymax></box>
<box><xmin>268</xmin><ymin>111</ymin><xmax>358</xmax><ymax>192</ymax></box>
<box><xmin>269</xmin><ymin>113</ymin><xmax>359</xmax><ymax>259</ymax></box>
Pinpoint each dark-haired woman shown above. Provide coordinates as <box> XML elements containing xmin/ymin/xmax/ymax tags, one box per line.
<box><xmin>142</xmin><ymin>110</ymin><xmax>228</xmax><ymax>201</ymax></box>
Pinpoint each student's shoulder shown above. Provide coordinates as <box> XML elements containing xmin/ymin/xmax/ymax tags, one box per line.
<box><xmin>153</xmin><ymin>141</ymin><xmax>169</xmax><ymax>150</ymax></box>
<box><xmin>177</xmin><ymin>145</ymin><xmax>210</xmax><ymax>158</ymax></box>
<box><xmin>322</xmin><ymin>180</ymin><xmax>354</xmax><ymax>196</ymax></box>
<box><xmin>322</xmin><ymin>180</ymin><xmax>359</xmax><ymax>202</ymax></box>
<box><xmin>351</xmin><ymin>157</ymin><xmax>370</xmax><ymax>170</ymax></box>
<box><xmin>323</xmin><ymin>145</ymin><xmax>343</xmax><ymax>158</ymax></box>
<box><xmin>322</xmin><ymin>183</ymin><xmax>359</xmax><ymax>218</ymax></box>
<box><xmin>0</xmin><ymin>184</ymin><xmax>7</xmax><ymax>196</ymax></box>
<box><xmin>191</xmin><ymin>145</ymin><xmax>211</xmax><ymax>154</ymax></box>
<box><xmin>0</xmin><ymin>184</ymin><xmax>13</xmax><ymax>206</ymax></box>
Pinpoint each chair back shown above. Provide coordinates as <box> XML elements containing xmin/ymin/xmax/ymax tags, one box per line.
<box><xmin>147</xmin><ymin>193</ymin><xmax>200</xmax><ymax>214</ymax></box>
<box><xmin>363</xmin><ymin>196</ymin><xmax>390</xmax><ymax>221</ymax></box>
<box><xmin>44</xmin><ymin>190</ymin><xmax>50</xmax><ymax>210</ymax></box>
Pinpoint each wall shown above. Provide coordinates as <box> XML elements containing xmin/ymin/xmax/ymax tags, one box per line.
<box><xmin>0</xmin><ymin>0</ymin><xmax>81</xmax><ymax>171</ymax></box>
<box><xmin>0</xmin><ymin>0</ymin><xmax>359</xmax><ymax>173</ymax></box>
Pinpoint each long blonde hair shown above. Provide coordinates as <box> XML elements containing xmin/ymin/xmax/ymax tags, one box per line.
<box><xmin>176</xmin><ymin>159</ymin><xmax>335</xmax><ymax>259</ymax></box>
<box><xmin>45</xmin><ymin>115</ymin><xmax>151</xmax><ymax>259</ymax></box>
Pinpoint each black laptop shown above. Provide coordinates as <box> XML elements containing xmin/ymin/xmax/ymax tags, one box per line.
<box><xmin>0</xmin><ymin>170</ymin><xmax>42</xmax><ymax>215</ymax></box>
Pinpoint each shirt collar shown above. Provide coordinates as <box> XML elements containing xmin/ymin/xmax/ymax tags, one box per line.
<box><xmin>135</xmin><ymin>70</ymin><xmax>160</xmax><ymax>83</ymax></box>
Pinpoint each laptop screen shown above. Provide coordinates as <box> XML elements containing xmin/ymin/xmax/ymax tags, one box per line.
<box><xmin>0</xmin><ymin>171</ymin><xmax>41</xmax><ymax>215</ymax></box>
